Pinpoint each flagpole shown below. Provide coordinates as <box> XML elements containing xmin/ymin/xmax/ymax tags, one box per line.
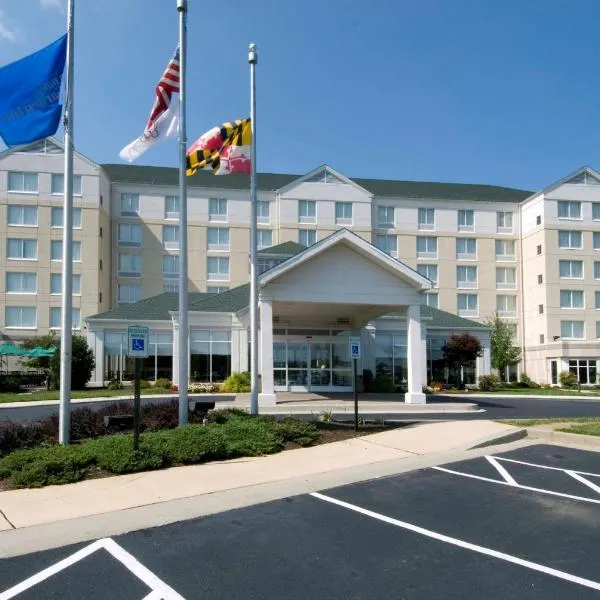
<box><xmin>177</xmin><ymin>0</ymin><xmax>189</xmax><ymax>425</ymax></box>
<box><xmin>249</xmin><ymin>43</ymin><xmax>259</xmax><ymax>416</ymax></box>
<box><xmin>59</xmin><ymin>0</ymin><xmax>75</xmax><ymax>445</ymax></box>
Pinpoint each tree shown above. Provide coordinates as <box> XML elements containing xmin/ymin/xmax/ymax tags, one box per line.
<box><xmin>487</xmin><ymin>314</ymin><xmax>521</xmax><ymax>381</ymax></box>
<box><xmin>20</xmin><ymin>334</ymin><xmax>58</xmax><ymax>388</ymax></box>
<box><xmin>442</xmin><ymin>333</ymin><xmax>482</xmax><ymax>389</ymax></box>
<box><xmin>48</xmin><ymin>335</ymin><xmax>96</xmax><ymax>390</ymax></box>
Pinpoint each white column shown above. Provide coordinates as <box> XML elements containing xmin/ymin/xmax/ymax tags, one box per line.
<box><xmin>87</xmin><ymin>329</ymin><xmax>104</xmax><ymax>386</ymax></box>
<box><xmin>405</xmin><ymin>304</ymin><xmax>426</xmax><ymax>404</ymax></box>
<box><xmin>258</xmin><ymin>296</ymin><xmax>276</xmax><ymax>405</ymax></box>
<box><xmin>172</xmin><ymin>322</ymin><xmax>180</xmax><ymax>386</ymax></box>
<box><xmin>478</xmin><ymin>332</ymin><xmax>491</xmax><ymax>378</ymax></box>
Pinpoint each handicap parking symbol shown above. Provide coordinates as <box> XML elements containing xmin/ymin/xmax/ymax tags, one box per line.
<box><xmin>132</xmin><ymin>338</ymin><xmax>145</xmax><ymax>351</ymax></box>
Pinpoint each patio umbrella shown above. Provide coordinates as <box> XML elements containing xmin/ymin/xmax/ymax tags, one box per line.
<box><xmin>0</xmin><ymin>343</ymin><xmax>26</xmax><ymax>356</ymax></box>
<box><xmin>24</xmin><ymin>347</ymin><xmax>56</xmax><ymax>358</ymax></box>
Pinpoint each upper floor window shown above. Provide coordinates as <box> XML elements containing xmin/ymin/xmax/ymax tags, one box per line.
<box><xmin>8</xmin><ymin>171</ymin><xmax>38</xmax><ymax>193</ymax></box>
<box><xmin>560</xmin><ymin>289</ymin><xmax>584</xmax><ymax>309</ymax></box>
<box><xmin>457</xmin><ymin>209</ymin><xmax>474</xmax><ymax>232</ymax></box>
<box><xmin>595</xmin><ymin>262</ymin><xmax>600</xmax><ymax>280</ymax></box>
<box><xmin>298</xmin><ymin>200</ymin><xmax>316</xmax><ymax>224</ymax></box>
<box><xmin>257</xmin><ymin>200</ymin><xmax>270</xmax><ymax>224</ymax></box>
<box><xmin>456</xmin><ymin>238</ymin><xmax>477</xmax><ymax>260</ymax></box>
<box><xmin>594</xmin><ymin>232</ymin><xmax>600</xmax><ymax>251</ymax></box>
<box><xmin>5</xmin><ymin>307</ymin><xmax>37</xmax><ymax>329</ymax></box>
<box><xmin>162</xmin><ymin>254</ymin><xmax>179</xmax><ymax>278</ymax></box>
<box><xmin>496</xmin><ymin>267</ymin><xmax>516</xmax><ymax>289</ymax></box>
<box><xmin>49</xmin><ymin>307</ymin><xmax>81</xmax><ymax>330</ymax></box>
<box><xmin>561</xmin><ymin>320</ymin><xmax>584</xmax><ymax>340</ymax></box>
<box><xmin>51</xmin><ymin>207</ymin><xmax>82</xmax><ymax>229</ymax></box>
<box><xmin>206</xmin><ymin>286</ymin><xmax>229</xmax><ymax>294</ymax></box>
<box><xmin>456</xmin><ymin>265</ymin><xmax>477</xmax><ymax>289</ymax></box>
<box><xmin>118</xmin><ymin>283</ymin><xmax>141</xmax><ymax>305</ymax></box>
<box><xmin>422</xmin><ymin>293</ymin><xmax>438</xmax><ymax>308</ymax></box>
<box><xmin>162</xmin><ymin>224</ymin><xmax>179</xmax><ymax>249</ymax></box>
<box><xmin>7</xmin><ymin>238</ymin><xmax>37</xmax><ymax>260</ymax></box>
<box><xmin>375</xmin><ymin>234</ymin><xmax>397</xmax><ymax>256</ymax></box>
<box><xmin>120</xmin><ymin>193</ymin><xmax>140</xmax><ymax>216</ymax></box>
<box><xmin>50</xmin><ymin>240</ymin><xmax>81</xmax><ymax>262</ymax></box>
<box><xmin>496</xmin><ymin>295</ymin><xmax>517</xmax><ymax>317</ymax></box>
<box><xmin>7</xmin><ymin>205</ymin><xmax>37</xmax><ymax>227</ymax></box>
<box><xmin>495</xmin><ymin>239</ymin><xmax>515</xmax><ymax>260</ymax></box>
<box><xmin>163</xmin><ymin>284</ymin><xmax>178</xmax><ymax>293</ymax></box>
<box><xmin>377</xmin><ymin>206</ymin><xmax>395</xmax><ymax>228</ymax></box>
<box><xmin>418</xmin><ymin>207</ymin><xmax>435</xmax><ymax>230</ymax></box>
<box><xmin>51</xmin><ymin>174</ymin><xmax>81</xmax><ymax>195</ymax></box>
<box><xmin>457</xmin><ymin>293</ymin><xmax>478</xmax><ymax>317</ymax></box>
<box><xmin>209</xmin><ymin>198</ymin><xmax>227</xmax><ymax>222</ymax></box>
<box><xmin>258</xmin><ymin>258</ymin><xmax>283</xmax><ymax>274</ymax></box>
<box><xmin>335</xmin><ymin>202</ymin><xmax>353</xmax><ymax>225</ymax></box>
<box><xmin>257</xmin><ymin>229</ymin><xmax>273</xmax><ymax>249</ymax></box>
<box><xmin>117</xmin><ymin>254</ymin><xmax>142</xmax><ymax>277</ymax></box>
<box><xmin>6</xmin><ymin>272</ymin><xmax>37</xmax><ymax>294</ymax></box>
<box><xmin>416</xmin><ymin>236</ymin><xmax>437</xmax><ymax>259</ymax></box>
<box><xmin>50</xmin><ymin>273</ymin><xmax>81</xmax><ymax>295</ymax></box>
<box><xmin>299</xmin><ymin>229</ymin><xmax>316</xmax><ymax>246</ymax></box>
<box><xmin>497</xmin><ymin>211</ymin><xmax>513</xmax><ymax>233</ymax></box>
<box><xmin>207</xmin><ymin>227</ymin><xmax>229</xmax><ymax>251</ymax></box>
<box><xmin>593</xmin><ymin>203</ymin><xmax>600</xmax><ymax>221</ymax></box>
<box><xmin>559</xmin><ymin>260</ymin><xmax>583</xmax><ymax>279</ymax></box>
<box><xmin>557</xmin><ymin>200</ymin><xmax>581</xmax><ymax>220</ymax></box>
<box><xmin>558</xmin><ymin>230</ymin><xmax>582</xmax><ymax>249</ymax></box>
<box><xmin>416</xmin><ymin>264</ymin><xmax>438</xmax><ymax>286</ymax></box>
<box><xmin>207</xmin><ymin>256</ymin><xmax>230</xmax><ymax>281</ymax></box>
<box><xmin>165</xmin><ymin>195</ymin><xmax>179</xmax><ymax>219</ymax></box>
<box><xmin>118</xmin><ymin>223</ymin><xmax>142</xmax><ymax>246</ymax></box>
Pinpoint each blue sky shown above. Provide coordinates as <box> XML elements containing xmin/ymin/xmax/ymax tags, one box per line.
<box><xmin>0</xmin><ymin>0</ymin><xmax>599</xmax><ymax>191</ymax></box>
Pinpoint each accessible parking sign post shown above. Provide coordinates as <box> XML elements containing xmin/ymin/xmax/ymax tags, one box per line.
<box><xmin>350</xmin><ymin>337</ymin><xmax>361</xmax><ymax>432</ymax></box>
<box><xmin>127</xmin><ymin>326</ymin><xmax>149</xmax><ymax>451</ymax></box>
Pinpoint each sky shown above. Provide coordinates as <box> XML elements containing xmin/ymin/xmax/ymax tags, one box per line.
<box><xmin>1</xmin><ymin>0</ymin><xmax>600</xmax><ymax>192</ymax></box>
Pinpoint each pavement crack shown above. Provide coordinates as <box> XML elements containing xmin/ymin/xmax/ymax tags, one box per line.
<box><xmin>0</xmin><ymin>508</ymin><xmax>16</xmax><ymax>529</ymax></box>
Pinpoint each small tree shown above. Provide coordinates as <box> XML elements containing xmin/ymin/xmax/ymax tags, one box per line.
<box><xmin>48</xmin><ymin>335</ymin><xmax>96</xmax><ymax>390</ymax></box>
<box><xmin>487</xmin><ymin>314</ymin><xmax>521</xmax><ymax>382</ymax></box>
<box><xmin>442</xmin><ymin>333</ymin><xmax>482</xmax><ymax>389</ymax></box>
<box><xmin>20</xmin><ymin>333</ymin><xmax>58</xmax><ymax>388</ymax></box>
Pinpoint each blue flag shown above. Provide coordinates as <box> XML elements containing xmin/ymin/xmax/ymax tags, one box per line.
<box><xmin>0</xmin><ymin>34</ymin><xmax>67</xmax><ymax>147</ymax></box>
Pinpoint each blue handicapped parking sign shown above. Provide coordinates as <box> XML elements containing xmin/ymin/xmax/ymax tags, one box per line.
<box><xmin>132</xmin><ymin>338</ymin><xmax>145</xmax><ymax>352</ymax></box>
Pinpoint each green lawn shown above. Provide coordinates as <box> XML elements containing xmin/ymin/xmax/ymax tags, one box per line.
<box><xmin>477</xmin><ymin>387</ymin><xmax>600</xmax><ymax>396</ymax></box>
<box><xmin>500</xmin><ymin>417</ymin><xmax>600</xmax><ymax>437</ymax></box>
<box><xmin>0</xmin><ymin>387</ymin><xmax>173</xmax><ymax>404</ymax></box>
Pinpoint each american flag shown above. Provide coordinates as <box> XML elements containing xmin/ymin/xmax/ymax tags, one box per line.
<box><xmin>145</xmin><ymin>47</ymin><xmax>180</xmax><ymax>132</ymax></box>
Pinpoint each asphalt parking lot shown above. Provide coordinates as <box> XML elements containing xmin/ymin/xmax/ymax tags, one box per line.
<box><xmin>2</xmin><ymin>443</ymin><xmax>600</xmax><ymax>599</ymax></box>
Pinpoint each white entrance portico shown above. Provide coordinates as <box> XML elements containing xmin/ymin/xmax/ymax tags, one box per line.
<box><xmin>255</xmin><ymin>229</ymin><xmax>432</xmax><ymax>405</ymax></box>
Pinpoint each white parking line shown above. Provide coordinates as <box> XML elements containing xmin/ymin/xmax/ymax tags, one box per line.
<box><xmin>310</xmin><ymin>491</ymin><xmax>600</xmax><ymax>592</ymax></box>
<box><xmin>566</xmin><ymin>471</ymin><xmax>600</xmax><ymax>495</ymax></box>
<box><xmin>486</xmin><ymin>456</ymin><xmax>517</xmax><ymax>485</ymax></box>
<box><xmin>489</xmin><ymin>455</ymin><xmax>600</xmax><ymax>479</ymax></box>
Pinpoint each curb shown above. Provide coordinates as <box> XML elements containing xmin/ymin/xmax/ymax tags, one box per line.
<box><xmin>526</xmin><ymin>427</ymin><xmax>600</xmax><ymax>450</ymax></box>
<box><xmin>468</xmin><ymin>427</ymin><xmax>528</xmax><ymax>450</ymax></box>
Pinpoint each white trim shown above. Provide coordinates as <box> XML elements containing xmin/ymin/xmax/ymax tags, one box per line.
<box><xmin>277</xmin><ymin>164</ymin><xmax>373</xmax><ymax>196</ymax></box>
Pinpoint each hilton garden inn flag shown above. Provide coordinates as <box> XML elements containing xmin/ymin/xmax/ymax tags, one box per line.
<box><xmin>119</xmin><ymin>47</ymin><xmax>180</xmax><ymax>162</ymax></box>
<box><xmin>186</xmin><ymin>118</ymin><xmax>251</xmax><ymax>176</ymax></box>
<box><xmin>0</xmin><ymin>34</ymin><xmax>67</xmax><ymax>147</ymax></box>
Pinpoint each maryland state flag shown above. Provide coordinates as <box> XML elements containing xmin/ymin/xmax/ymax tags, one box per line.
<box><xmin>186</xmin><ymin>118</ymin><xmax>251</xmax><ymax>176</ymax></box>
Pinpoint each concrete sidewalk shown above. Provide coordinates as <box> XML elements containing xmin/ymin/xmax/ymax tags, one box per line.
<box><xmin>0</xmin><ymin>420</ymin><xmax>522</xmax><ymax>534</ymax></box>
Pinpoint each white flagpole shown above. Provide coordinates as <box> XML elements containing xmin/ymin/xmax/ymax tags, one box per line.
<box><xmin>249</xmin><ymin>43</ymin><xmax>259</xmax><ymax>416</ymax></box>
<box><xmin>177</xmin><ymin>0</ymin><xmax>189</xmax><ymax>424</ymax></box>
<box><xmin>59</xmin><ymin>0</ymin><xmax>75</xmax><ymax>445</ymax></box>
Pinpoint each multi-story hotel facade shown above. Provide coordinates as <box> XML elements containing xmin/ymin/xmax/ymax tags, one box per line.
<box><xmin>1</xmin><ymin>137</ymin><xmax>599</xmax><ymax>394</ymax></box>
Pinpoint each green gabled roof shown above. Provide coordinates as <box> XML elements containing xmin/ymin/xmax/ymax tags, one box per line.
<box><xmin>258</xmin><ymin>241</ymin><xmax>306</xmax><ymax>258</ymax></box>
<box><xmin>101</xmin><ymin>164</ymin><xmax>531</xmax><ymax>203</ymax></box>
<box><xmin>421</xmin><ymin>305</ymin><xmax>488</xmax><ymax>329</ymax></box>
<box><xmin>87</xmin><ymin>292</ymin><xmax>208</xmax><ymax>321</ymax></box>
<box><xmin>189</xmin><ymin>284</ymin><xmax>250</xmax><ymax>313</ymax></box>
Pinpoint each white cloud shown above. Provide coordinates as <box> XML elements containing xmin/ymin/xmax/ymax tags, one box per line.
<box><xmin>0</xmin><ymin>8</ymin><xmax>17</xmax><ymax>42</ymax></box>
<box><xmin>40</xmin><ymin>0</ymin><xmax>65</xmax><ymax>13</ymax></box>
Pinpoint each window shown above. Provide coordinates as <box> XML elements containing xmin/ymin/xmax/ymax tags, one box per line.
<box><xmin>416</xmin><ymin>236</ymin><xmax>437</xmax><ymax>258</ymax></box>
<box><xmin>377</xmin><ymin>206</ymin><xmax>395</xmax><ymax>227</ymax></box>
<box><xmin>49</xmin><ymin>307</ymin><xmax>81</xmax><ymax>330</ymax></box>
<box><xmin>595</xmin><ymin>262</ymin><xmax>600</xmax><ymax>280</ymax></box>
<box><xmin>118</xmin><ymin>223</ymin><xmax>142</xmax><ymax>246</ymax></box>
<box><xmin>457</xmin><ymin>293</ymin><xmax>478</xmax><ymax>317</ymax></box>
<box><xmin>557</xmin><ymin>200</ymin><xmax>581</xmax><ymax>219</ymax></box>
<box><xmin>335</xmin><ymin>202</ymin><xmax>352</xmax><ymax>225</ymax></box>
<box><xmin>163</xmin><ymin>284</ymin><xmax>178</xmax><ymax>293</ymax></box>
<box><xmin>257</xmin><ymin>201</ymin><xmax>270</xmax><ymax>224</ymax></box>
<box><xmin>559</xmin><ymin>260</ymin><xmax>583</xmax><ymax>279</ymax></box>
<box><xmin>593</xmin><ymin>203</ymin><xmax>600</xmax><ymax>221</ymax></box>
<box><xmin>536</xmin><ymin>215</ymin><xmax>542</xmax><ymax>226</ymax></box>
<box><xmin>51</xmin><ymin>207</ymin><xmax>82</xmax><ymax>228</ymax></box>
<box><xmin>497</xmin><ymin>295</ymin><xmax>517</xmax><ymax>317</ymax></box>
<box><xmin>457</xmin><ymin>209</ymin><xmax>474</xmax><ymax>231</ymax></box>
<box><xmin>375</xmin><ymin>234</ymin><xmax>397</xmax><ymax>256</ymax></box>
<box><xmin>538</xmin><ymin>274</ymin><xmax>543</xmax><ymax>284</ymax></box>
<box><xmin>206</xmin><ymin>286</ymin><xmax>229</xmax><ymax>294</ymax></box>
<box><xmin>7</xmin><ymin>205</ymin><xmax>37</xmax><ymax>226</ymax></box>
<box><xmin>558</xmin><ymin>230</ymin><xmax>582</xmax><ymax>249</ymax></box>
<box><xmin>418</xmin><ymin>207</ymin><xmax>435</xmax><ymax>230</ymax></box>
<box><xmin>7</xmin><ymin>239</ymin><xmax>37</xmax><ymax>260</ymax></box>
<box><xmin>162</xmin><ymin>224</ymin><xmax>179</xmax><ymax>249</ymax></box>
<box><xmin>165</xmin><ymin>195</ymin><xmax>179</xmax><ymax>219</ymax></box>
<box><xmin>568</xmin><ymin>359</ymin><xmax>597</xmax><ymax>385</ymax></box>
<box><xmin>497</xmin><ymin>211</ymin><xmax>513</xmax><ymax>233</ymax></box>
<box><xmin>120</xmin><ymin>193</ymin><xmax>139</xmax><ymax>216</ymax></box>
<box><xmin>560</xmin><ymin>289</ymin><xmax>584</xmax><ymax>309</ymax></box>
<box><xmin>594</xmin><ymin>232</ymin><xmax>600</xmax><ymax>251</ymax></box>
<box><xmin>162</xmin><ymin>254</ymin><xmax>179</xmax><ymax>278</ymax></box>
<box><xmin>50</xmin><ymin>273</ymin><xmax>81</xmax><ymax>295</ymax></box>
<box><xmin>207</xmin><ymin>257</ymin><xmax>229</xmax><ymax>281</ymax></box>
<box><xmin>597</xmin><ymin>322</ymin><xmax>600</xmax><ymax>339</ymax></box>
<box><xmin>118</xmin><ymin>283</ymin><xmax>141</xmax><ymax>304</ymax></box>
<box><xmin>257</xmin><ymin>229</ymin><xmax>272</xmax><ymax>249</ymax></box>
<box><xmin>51</xmin><ymin>240</ymin><xmax>81</xmax><ymax>261</ymax></box>
<box><xmin>596</xmin><ymin>291</ymin><xmax>600</xmax><ymax>309</ymax></box>
<box><xmin>457</xmin><ymin>266</ymin><xmax>477</xmax><ymax>289</ymax></box>
<box><xmin>536</xmin><ymin>245</ymin><xmax>542</xmax><ymax>255</ymax></box>
<box><xmin>258</xmin><ymin>258</ymin><xmax>283</xmax><ymax>274</ymax></box>
<box><xmin>6</xmin><ymin>273</ymin><xmax>36</xmax><ymax>294</ymax></box>
<box><xmin>7</xmin><ymin>172</ymin><xmax>38</xmax><ymax>193</ymax></box>
<box><xmin>189</xmin><ymin>329</ymin><xmax>232</xmax><ymax>383</ymax></box>
<box><xmin>539</xmin><ymin>304</ymin><xmax>544</xmax><ymax>314</ymax></box>
<box><xmin>299</xmin><ymin>229</ymin><xmax>316</xmax><ymax>246</ymax></box>
<box><xmin>495</xmin><ymin>239</ymin><xmax>515</xmax><ymax>260</ymax></box>
<box><xmin>207</xmin><ymin>227</ymin><xmax>229</xmax><ymax>251</ymax></box>
<box><xmin>422</xmin><ymin>293</ymin><xmax>438</xmax><ymax>308</ymax></box>
<box><xmin>456</xmin><ymin>238</ymin><xmax>477</xmax><ymax>260</ymax></box>
<box><xmin>51</xmin><ymin>174</ymin><xmax>81</xmax><ymax>195</ymax></box>
<box><xmin>5</xmin><ymin>307</ymin><xmax>36</xmax><ymax>328</ymax></box>
<box><xmin>496</xmin><ymin>267</ymin><xmax>516</xmax><ymax>289</ymax></box>
<box><xmin>298</xmin><ymin>200</ymin><xmax>316</xmax><ymax>224</ymax></box>
<box><xmin>416</xmin><ymin>264</ymin><xmax>438</xmax><ymax>286</ymax></box>
<box><xmin>118</xmin><ymin>254</ymin><xmax>141</xmax><ymax>277</ymax></box>
<box><xmin>539</xmin><ymin>334</ymin><xmax>545</xmax><ymax>344</ymax></box>
<box><xmin>209</xmin><ymin>198</ymin><xmax>227</xmax><ymax>222</ymax></box>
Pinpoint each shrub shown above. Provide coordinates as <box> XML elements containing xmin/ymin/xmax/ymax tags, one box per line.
<box><xmin>428</xmin><ymin>381</ymin><xmax>444</xmax><ymax>393</ymax></box>
<box><xmin>107</xmin><ymin>379</ymin><xmax>123</xmax><ymax>391</ymax></box>
<box><xmin>0</xmin><ymin>421</ymin><xmax>55</xmax><ymax>457</ymax></box>
<box><xmin>478</xmin><ymin>374</ymin><xmax>500</xmax><ymax>392</ymax></box>
<box><xmin>518</xmin><ymin>373</ymin><xmax>540</xmax><ymax>389</ymax></box>
<box><xmin>218</xmin><ymin>417</ymin><xmax>282</xmax><ymax>456</ymax></box>
<box><xmin>270</xmin><ymin>417</ymin><xmax>318</xmax><ymax>447</ymax></box>
<box><xmin>559</xmin><ymin>370</ymin><xmax>577</xmax><ymax>388</ymax></box>
<box><xmin>139</xmin><ymin>380</ymin><xmax>151</xmax><ymax>390</ymax></box>
<box><xmin>49</xmin><ymin>335</ymin><xmax>95</xmax><ymax>390</ymax></box>
<box><xmin>140</xmin><ymin>401</ymin><xmax>179</xmax><ymax>431</ymax></box>
<box><xmin>372</xmin><ymin>372</ymin><xmax>396</xmax><ymax>393</ymax></box>
<box><xmin>221</xmin><ymin>372</ymin><xmax>251</xmax><ymax>393</ymax></box>
<box><xmin>189</xmin><ymin>382</ymin><xmax>219</xmax><ymax>393</ymax></box>
<box><xmin>154</xmin><ymin>378</ymin><xmax>172</xmax><ymax>390</ymax></box>
<box><xmin>0</xmin><ymin>375</ymin><xmax>21</xmax><ymax>393</ymax></box>
<box><xmin>205</xmin><ymin>407</ymin><xmax>250</xmax><ymax>424</ymax></box>
<box><xmin>155</xmin><ymin>425</ymin><xmax>229</xmax><ymax>464</ymax></box>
